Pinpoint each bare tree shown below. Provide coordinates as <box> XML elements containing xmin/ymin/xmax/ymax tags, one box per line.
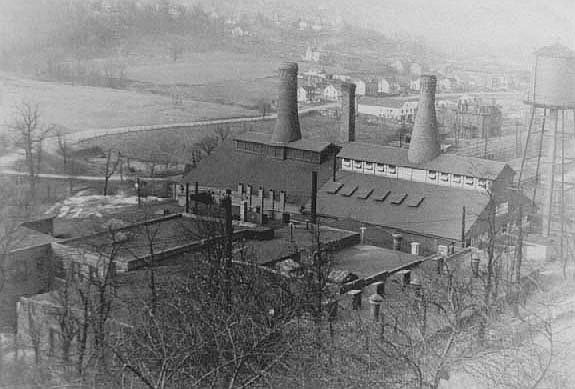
<box><xmin>195</xmin><ymin>134</ymin><xmax>219</xmax><ymax>157</ymax></box>
<box><xmin>103</xmin><ymin>149</ymin><xmax>121</xmax><ymax>196</ymax></box>
<box><xmin>10</xmin><ymin>101</ymin><xmax>48</xmax><ymax>202</ymax></box>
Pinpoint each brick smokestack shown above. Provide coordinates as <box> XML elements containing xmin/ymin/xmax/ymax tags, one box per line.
<box><xmin>408</xmin><ymin>74</ymin><xmax>440</xmax><ymax>164</ymax></box>
<box><xmin>339</xmin><ymin>82</ymin><xmax>356</xmax><ymax>143</ymax></box>
<box><xmin>271</xmin><ymin>62</ymin><xmax>302</xmax><ymax>143</ymax></box>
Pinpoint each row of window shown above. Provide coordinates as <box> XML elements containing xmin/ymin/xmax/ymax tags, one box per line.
<box><xmin>342</xmin><ymin>158</ymin><xmax>490</xmax><ymax>191</ymax></box>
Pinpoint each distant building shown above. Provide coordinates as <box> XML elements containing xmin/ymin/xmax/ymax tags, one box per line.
<box><xmin>358</xmin><ymin>99</ymin><xmax>418</xmax><ymax>122</ymax></box>
<box><xmin>297</xmin><ymin>85</ymin><xmax>318</xmax><ymax>104</ymax></box>
<box><xmin>410</xmin><ymin>77</ymin><xmax>421</xmax><ymax>92</ymax></box>
<box><xmin>352</xmin><ymin>79</ymin><xmax>366</xmax><ymax>96</ymax></box>
<box><xmin>390</xmin><ymin>59</ymin><xmax>405</xmax><ymax>74</ymax></box>
<box><xmin>322</xmin><ymin>84</ymin><xmax>341</xmax><ymax>101</ymax></box>
<box><xmin>304</xmin><ymin>46</ymin><xmax>321</xmax><ymax>63</ymax></box>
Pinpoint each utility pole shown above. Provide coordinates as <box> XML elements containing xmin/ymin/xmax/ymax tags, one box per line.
<box><xmin>136</xmin><ymin>177</ymin><xmax>141</xmax><ymax>208</ymax></box>
<box><xmin>461</xmin><ymin>206</ymin><xmax>466</xmax><ymax>247</ymax></box>
<box><xmin>185</xmin><ymin>183</ymin><xmax>190</xmax><ymax>213</ymax></box>
<box><xmin>223</xmin><ymin>189</ymin><xmax>233</xmax><ymax>309</ymax></box>
<box><xmin>311</xmin><ymin>171</ymin><xmax>318</xmax><ymax>225</ymax></box>
<box><xmin>194</xmin><ymin>181</ymin><xmax>199</xmax><ymax>214</ymax></box>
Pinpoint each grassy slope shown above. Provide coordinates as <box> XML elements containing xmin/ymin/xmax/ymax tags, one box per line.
<box><xmin>0</xmin><ymin>72</ymin><xmax>257</xmax><ymax>132</ymax></box>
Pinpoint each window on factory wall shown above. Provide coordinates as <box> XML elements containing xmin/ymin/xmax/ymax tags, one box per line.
<box><xmin>465</xmin><ymin>176</ymin><xmax>475</xmax><ymax>187</ymax></box>
<box><xmin>452</xmin><ymin>174</ymin><xmax>462</xmax><ymax>185</ymax></box>
<box><xmin>477</xmin><ymin>179</ymin><xmax>488</xmax><ymax>191</ymax></box>
<box><xmin>364</xmin><ymin>161</ymin><xmax>374</xmax><ymax>174</ymax></box>
<box><xmin>427</xmin><ymin>170</ymin><xmax>437</xmax><ymax>180</ymax></box>
<box><xmin>342</xmin><ymin>158</ymin><xmax>352</xmax><ymax>170</ymax></box>
<box><xmin>440</xmin><ymin>172</ymin><xmax>450</xmax><ymax>182</ymax></box>
<box><xmin>388</xmin><ymin>164</ymin><xmax>397</xmax><ymax>175</ymax></box>
<box><xmin>271</xmin><ymin>146</ymin><xmax>284</xmax><ymax>159</ymax></box>
<box><xmin>376</xmin><ymin>163</ymin><xmax>385</xmax><ymax>174</ymax></box>
<box><xmin>354</xmin><ymin>160</ymin><xmax>363</xmax><ymax>170</ymax></box>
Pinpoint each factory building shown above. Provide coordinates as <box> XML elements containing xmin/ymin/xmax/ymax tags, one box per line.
<box><xmin>316</xmin><ymin>75</ymin><xmax>517</xmax><ymax>255</ymax></box>
<box><xmin>182</xmin><ymin>62</ymin><xmax>353</xmax><ymax>218</ymax></box>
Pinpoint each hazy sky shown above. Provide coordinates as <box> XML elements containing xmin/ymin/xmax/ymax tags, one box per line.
<box><xmin>336</xmin><ymin>0</ymin><xmax>575</xmax><ymax>60</ymax></box>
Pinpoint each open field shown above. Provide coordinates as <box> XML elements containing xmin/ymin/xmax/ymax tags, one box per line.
<box><xmin>127</xmin><ymin>51</ymin><xmax>281</xmax><ymax>85</ymax></box>
<box><xmin>0</xmin><ymin>72</ymin><xmax>257</xmax><ymax>133</ymax></box>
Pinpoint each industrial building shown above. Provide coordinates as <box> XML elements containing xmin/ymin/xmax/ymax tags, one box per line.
<box><xmin>316</xmin><ymin>75</ymin><xmax>517</xmax><ymax>255</ymax></box>
<box><xmin>182</xmin><ymin>62</ymin><xmax>356</xmax><ymax>218</ymax></box>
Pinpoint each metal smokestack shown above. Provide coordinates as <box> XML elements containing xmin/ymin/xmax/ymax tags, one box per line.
<box><xmin>340</xmin><ymin>82</ymin><xmax>356</xmax><ymax>143</ymax></box>
<box><xmin>408</xmin><ymin>74</ymin><xmax>441</xmax><ymax>164</ymax></box>
<box><xmin>271</xmin><ymin>62</ymin><xmax>302</xmax><ymax>143</ymax></box>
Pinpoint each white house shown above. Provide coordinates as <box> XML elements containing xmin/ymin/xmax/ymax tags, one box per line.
<box><xmin>298</xmin><ymin>86</ymin><xmax>317</xmax><ymax>104</ymax></box>
<box><xmin>353</xmin><ymin>79</ymin><xmax>366</xmax><ymax>96</ymax></box>
<box><xmin>358</xmin><ymin>100</ymin><xmax>418</xmax><ymax>122</ymax></box>
<box><xmin>410</xmin><ymin>78</ymin><xmax>421</xmax><ymax>92</ymax></box>
<box><xmin>304</xmin><ymin>46</ymin><xmax>321</xmax><ymax>63</ymax></box>
<box><xmin>322</xmin><ymin>84</ymin><xmax>341</xmax><ymax>101</ymax></box>
<box><xmin>377</xmin><ymin>78</ymin><xmax>399</xmax><ymax>95</ymax></box>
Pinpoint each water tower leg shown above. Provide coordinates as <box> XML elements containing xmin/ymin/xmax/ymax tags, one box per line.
<box><xmin>518</xmin><ymin>105</ymin><xmax>536</xmax><ymax>185</ymax></box>
<box><xmin>532</xmin><ymin>108</ymin><xmax>548</xmax><ymax>212</ymax></box>
<box><xmin>544</xmin><ymin>109</ymin><xmax>558</xmax><ymax>237</ymax></box>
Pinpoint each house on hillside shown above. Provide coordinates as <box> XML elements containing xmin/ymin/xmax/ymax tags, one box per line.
<box><xmin>359</xmin><ymin>100</ymin><xmax>418</xmax><ymax>122</ymax></box>
<box><xmin>352</xmin><ymin>79</ymin><xmax>366</xmax><ymax>96</ymax></box>
<box><xmin>322</xmin><ymin>84</ymin><xmax>341</xmax><ymax>102</ymax></box>
<box><xmin>390</xmin><ymin>59</ymin><xmax>405</xmax><ymax>74</ymax></box>
<box><xmin>297</xmin><ymin>85</ymin><xmax>318</xmax><ymax>104</ymax></box>
<box><xmin>304</xmin><ymin>46</ymin><xmax>321</xmax><ymax>63</ymax></box>
<box><xmin>410</xmin><ymin>77</ymin><xmax>421</xmax><ymax>92</ymax></box>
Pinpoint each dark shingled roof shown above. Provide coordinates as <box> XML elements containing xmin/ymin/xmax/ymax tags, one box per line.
<box><xmin>317</xmin><ymin>172</ymin><xmax>491</xmax><ymax>240</ymax></box>
<box><xmin>234</xmin><ymin>132</ymin><xmax>332</xmax><ymax>153</ymax></box>
<box><xmin>338</xmin><ymin>142</ymin><xmax>511</xmax><ymax>180</ymax></box>
<box><xmin>183</xmin><ymin>141</ymin><xmax>334</xmax><ymax>206</ymax></box>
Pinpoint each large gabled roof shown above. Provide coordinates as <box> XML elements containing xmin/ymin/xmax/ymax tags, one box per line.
<box><xmin>183</xmin><ymin>141</ymin><xmax>334</xmax><ymax>206</ymax></box>
<box><xmin>338</xmin><ymin>142</ymin><xmax>511</xmax><ymax>180</ymax></box>
<box><xmin>317</xmin><ymin>172</ymin><xmax>491</xmax><ymax>241</ymax></box>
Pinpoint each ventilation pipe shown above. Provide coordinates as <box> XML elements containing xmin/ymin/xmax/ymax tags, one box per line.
<box><xmin>408</xmin><ymin>74</ymin><xmax>441</xmax><ymax>164</ymax></box>
<box><xmin>271</xmin><ymin>62</ymin><xmax>302</xmax><ymax>143</ymax></box>
<box><xmin>392</xmin><ymin>233</ymin><xmax>403</xmax><ymax>251</ymax></box>
<box><xmin>410</xmin><ymin>241</ymin><xmax>421</xmax><ymax>256</ymax></box>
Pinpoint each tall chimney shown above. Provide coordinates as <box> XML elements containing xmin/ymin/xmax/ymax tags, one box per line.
<box><xmin>408</xmin><ymin>74</ymin><xmax>441</xmax><ymax>164</ymax></box>
<box><xmin>339</xmin><ymin>82</ymin><xmax>356</xmax><ymax>143</ymax></box>
<box><xmin>271</xmin><ymin>62</ymin><xmax>302</xmax><ymax>143</ymax></box>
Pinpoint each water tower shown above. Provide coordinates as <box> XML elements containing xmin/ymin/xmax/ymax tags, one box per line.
<box><xmin>519</xmin><ymin>44</ymin><xmax>575</xmax><ymax>247</ymax></box>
